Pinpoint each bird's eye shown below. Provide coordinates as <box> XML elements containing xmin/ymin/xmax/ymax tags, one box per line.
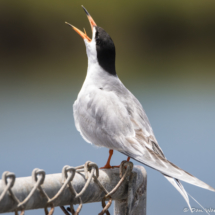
<box><xmin>95</xmin><ymin>31</ymin><xmax>99</xmax><ymax>39</ymax></box>
<box><xmin>96</xmin><ymin>38</ymin><xmax>101</xmax><ymax>45</ymax></box>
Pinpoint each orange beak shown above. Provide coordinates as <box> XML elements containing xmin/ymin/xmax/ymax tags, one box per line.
<box><xmin>65</xmin><ymin>6</ymin><xmax>97</xmax><ymax>42</ymax></box>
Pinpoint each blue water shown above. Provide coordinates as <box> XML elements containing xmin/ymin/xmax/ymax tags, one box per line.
<box><xmin>0</xmin><ymin>82</ymin><xmax>215</xmax><ymax>215</ymax></box>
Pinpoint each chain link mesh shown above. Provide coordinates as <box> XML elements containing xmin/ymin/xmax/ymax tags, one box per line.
<box><xmin>0</xmin><ymin>160</ymin><xmax>133</xmax><ymax>215</ymax></box>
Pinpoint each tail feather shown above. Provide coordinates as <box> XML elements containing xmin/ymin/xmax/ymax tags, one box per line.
<box><xmin>163</xmin><ymin>175</ymin><xmax>192</xmax><ymax>212</ymax></box>
<box><xmin>164</xmin><ymin>175</ymin><xmax>211</xmax><ymax>215</ymax></box>
<box><xmin>188</xmin><ymin>192</ymin><xmax>210</xmax><ymax>215</ymax></box>
<box><xmin>123</xmin><ymin>145</ymin><xmax>215</xmax><ymax>192</ymax></box>
<box><xmin>121</xmin><ymin>137</ymin><xmax>214</xmax><ymax>214</ymax></box>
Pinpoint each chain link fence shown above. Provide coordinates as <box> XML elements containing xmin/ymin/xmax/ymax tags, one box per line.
<box><xmin>0</xmin><ymin>161</ymin><xmax>147</xmax><ymax>215</ymax></box>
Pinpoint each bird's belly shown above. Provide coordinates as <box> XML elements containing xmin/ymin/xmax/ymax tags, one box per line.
<box><xmin>73</xmin><ymin>99</ymin><xmax>115</xmax><ymax>149</ymax></box>
<box><xmin>77</xmin><ymin>118</ymin><xmax>114</xmax><ymax>149</ymax></box>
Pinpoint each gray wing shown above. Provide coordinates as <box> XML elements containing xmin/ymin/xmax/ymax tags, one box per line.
<box><xmin>73</xmin><ymin>87</ymin><xmax>135</xmax><ymax>150</ymax></box>
<box><xmin>74</xmin><ymin>86</ymin><xmax>215</xmax><ymax>192</ymax></box>
<box><xmin>122</xmin><ymin>92</ymin><xmax>215</xmax><ymax>192</ymax></box>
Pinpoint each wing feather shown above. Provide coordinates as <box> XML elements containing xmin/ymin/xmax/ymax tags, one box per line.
<box><xmin>74</xmin><ymin>83</ymin><xmax>215</xmax><ymax>192</ymax></box>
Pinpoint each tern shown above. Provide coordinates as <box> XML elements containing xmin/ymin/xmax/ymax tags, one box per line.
<box><xmin>66</xmin><ymin>6</ymin><xmax>215</xmax><ymax>211</ymax></box>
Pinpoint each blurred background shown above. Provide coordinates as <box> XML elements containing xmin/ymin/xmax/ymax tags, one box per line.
<box><xmin>0</xmin><ymin>0</ymin><xmax>215</xmax><ymax>214</ymax></box>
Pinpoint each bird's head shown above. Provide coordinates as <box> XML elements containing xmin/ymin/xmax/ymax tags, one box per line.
<box><xmin>66</xmin><ymin>6</ymin><xmax>116</xmax><ymax>76</ymax></box>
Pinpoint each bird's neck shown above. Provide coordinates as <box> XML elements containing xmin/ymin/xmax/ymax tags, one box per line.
<box><xmin>86</xmin><ymin>52</ymin><xmax>116</xmax><ymax>77</ymax></box>
<box><xmin>86</xmin><ymin>60</ymin><xmax>110</xmax><ymax>79</ymax></box>
<box><xmin>97</xmin><ymin>54</ymin><xmax>116</xmax><ymax>76</ymax></box>
<box><xmin>83</xmin><ymin>60</ymin><xmax>118</xmax><ymax>87</ymax></box>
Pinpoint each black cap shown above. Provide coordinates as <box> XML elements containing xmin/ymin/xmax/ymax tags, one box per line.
<box><xmin>95</xmin><ymin>26</ymin><xmax>116</xmax><ymax>76</ymax></box>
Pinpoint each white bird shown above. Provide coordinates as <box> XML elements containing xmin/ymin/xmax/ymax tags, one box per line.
<box><xmin>66</xmin><ymin>6</ymin><xmax>215</xmax><ymax>211</ymax></box>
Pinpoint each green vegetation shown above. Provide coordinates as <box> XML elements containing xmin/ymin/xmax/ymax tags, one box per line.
<box><xmin>0</xmin><ymin>0</ymin><xmax>214</xmax><ymax>86</ymax></box>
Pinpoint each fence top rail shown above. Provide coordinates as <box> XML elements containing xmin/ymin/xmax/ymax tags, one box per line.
<box><xmin>0</xmin><ymin>161</ymin><xmax>147</xmax><ymax>215</ymax></box>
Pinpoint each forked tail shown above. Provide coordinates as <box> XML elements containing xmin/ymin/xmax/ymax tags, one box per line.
<box><xmin>164</xmin><ymin>175</ymin><xmax>211</xmax><ymax>215</ymax></box>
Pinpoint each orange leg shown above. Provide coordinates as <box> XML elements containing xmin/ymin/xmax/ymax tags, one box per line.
<box><xmin>100</xmin><ymin>149</ymin><xmax>114</xmax><ymax>169</ymax></box>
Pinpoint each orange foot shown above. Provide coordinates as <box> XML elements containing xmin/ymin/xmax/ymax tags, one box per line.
<box><xmin>100</xmin><ymin>163</ymin><xmax>113</xmax><ymax>169</ymax></box>
<box><xmin>100</xmin><ymin>151</ymin><xmax>131</xmax><ymax>169</ymax></box>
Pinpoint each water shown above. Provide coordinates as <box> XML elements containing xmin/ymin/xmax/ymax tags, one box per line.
<box><xmin>0</xmin><ymin>81</ymin><xmax>215</xmax><ymax>215</ymax></box>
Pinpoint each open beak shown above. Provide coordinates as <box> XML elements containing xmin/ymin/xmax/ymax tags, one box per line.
<box><xmin>65</xmin><ymin>6</ymin><xmax>97</xmax><ymax>42</ymax></box>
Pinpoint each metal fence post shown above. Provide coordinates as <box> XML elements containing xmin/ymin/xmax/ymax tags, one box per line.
<box><xmin>114</xmin><ymin>166</ymin><xmax>147</xmax><ymax>215</ymax></box>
